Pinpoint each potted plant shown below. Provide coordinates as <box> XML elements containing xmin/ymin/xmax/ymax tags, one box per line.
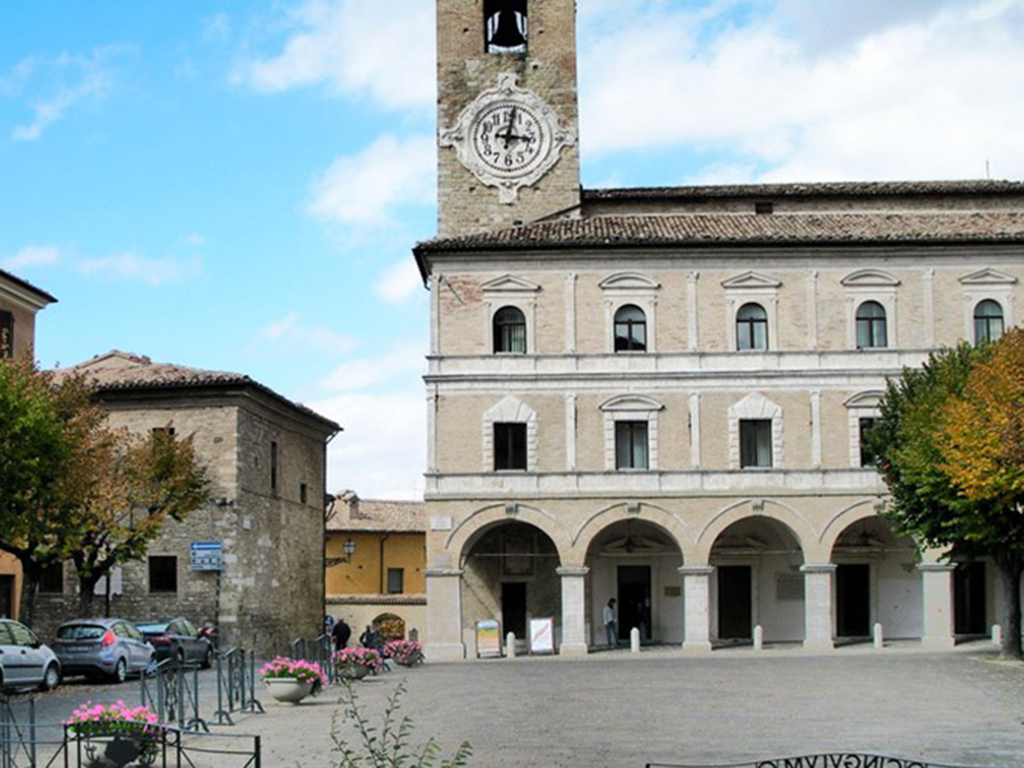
<box><xmin>260</xmin><ymin>656</ymin><xmax>328</xmax><ymax>704</ymax></box>
<box><xmin>65</xmin><ymin>700</ymin><xmax>161</xmax><ymax>768</ymax></box>
<box><xmin>383</xmin><ymin>640</ymin><xmax>425</xmax><ymax>667</ymax></box>
<box><xmin>333</xmin><ymin>647</ymin><xmax>384</xmax><ymax>680</ymax></box>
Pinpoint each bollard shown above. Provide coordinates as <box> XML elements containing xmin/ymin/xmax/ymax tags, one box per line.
<box><xmin>873</xmin><ymin>622</ymin><xmax>884</xmax><ymax>649</ymax></box>
<box><xmin>506</xmin><ymin>632</ymin><xmax>517</xmax><ymax>658</ymax></box>
<box><xmin>753</xmin><ymin>624</ymin><xmax>763</xmax><ymax>651</ymax></box>
<box><xmin>992</xmin><ymin>624</ymin><xmax>1002</xmax><ymax>646</ymax></box>
<box><xmin>630</xmin><ymin>627</ymin><xmax>640</xmax><ymax>653</ymax></box>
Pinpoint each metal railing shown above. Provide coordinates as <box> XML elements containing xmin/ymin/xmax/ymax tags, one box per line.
<box><xmin>62</xmin><ymin>725</ymin><xmax>261</xmax><ymax>768</ymax></box>
<box><xmin>139</xmin><ymin>658</ymin><xmax>209</xmax><ymax>733</ymax></box>
<box><xmin>213</xmin><ymin>648</ymin><xmax>265</xmax><ymax>726</ymax></box>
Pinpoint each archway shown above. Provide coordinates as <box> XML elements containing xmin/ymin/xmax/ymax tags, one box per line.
<box><xmin>709</xmin><ymin>517</ymin><xmax>804</xmax><ymax>646</ymax></box>
<box><xmin>584</xmin><ymin>518</ymin><xmax>684</xmax><ymax>647</ymax></box>
<box><xmin>460</xmin><ymin>520</ymin><xmax>562</xmax><ymax>651</ymax></box>
<box><xmin>830</xmin><ymin>517</ymin><xmax>919</xmax><ymax>642</ymax></box>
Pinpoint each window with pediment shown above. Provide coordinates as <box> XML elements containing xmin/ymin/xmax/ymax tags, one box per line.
<box><xmin>974</xmin><ymin>299</ymin><xmax>1005</xmax><ymax>344</ymax></box>
<box><xmin>736</xmin><ymin>303</ymin><xmax>768</xmax><ymax>351</ymax></box>
<box><xmin>855</xmin><ymin>301</ymin><xmax>888</xmax><ymax>349</ymax></box>
<box><xmin>960</xmin><ymin>269</ymin><xmax>1016</xmax><ymax>344</ymax></box>
<box><xmin>493</xmin><ymin>306</ymin><xmax>527</xmax><ymax>353</ymax></box>
<box><xmin>614</xmin><ymin>305</ymin><xmax>647</xmax><ymax>352</ymax></box>
<box><xmin>600</xmin><ymin>395</ymin><xmax>663</xmax><ymax>471</ymax></box>
<box><xmin>722</xmin><ymin>271</ymin><xmax>780</xmax><ymax>350</ymax></box>
<box><xmin>728</xmin><ymin>393</ymin><xmax>783</xmax><ymax>470</ymax></box>
<box><xmin>842</xmin><ymin>269</ymin><xmax>899</xmax><ymax>350</ymax></box>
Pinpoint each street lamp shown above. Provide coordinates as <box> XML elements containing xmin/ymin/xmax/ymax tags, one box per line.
<box><xmin>343</xmin><ymin>539</ymin><xmax>356</xmax><ymax>563</ymax></box>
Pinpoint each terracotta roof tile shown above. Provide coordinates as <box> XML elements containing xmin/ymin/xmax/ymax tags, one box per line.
<box><xmin>416</xmin><ymin>211</ymin><xmax>1024</xmax><ymax>253</ymax></box>
<box><xmin>328</xmin><ymin>491</ymin><xmax>426</xmax><ymax>532</ymax></box>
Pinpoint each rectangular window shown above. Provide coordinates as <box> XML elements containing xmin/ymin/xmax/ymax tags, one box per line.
<box><xmin>0</xmin><ymin>311</ymin><xmax>13</xmax><ymax>359</ymax></box>
<box><xmin>740</xmin><ymin>419</ymin><xmax>773</xmax><ymax>468</ymax></box>
<box><xmin>494</xmin><ymin>422</ymin><xmax>527</xmax><ymax>470</ymax></box>
<box><xmin>152</xmin><ymin>426</ymin><xmax>176</xmax><ymax>437</ymax></box>
<box><xmin>270</xmin><ymin>441</ymin><xmax>279</xmax><ymax>494</ymax></box>
<box><xmin>300</xmin><ymin>483</ymin><xmax>308</xmax><ymax>504</ymax></box>
<box><xmin>615</xmin><ymin>421</ymin><xmax>649</xmax><ymax>470</ymax></box>
<box><xmin>859</xmin><ymin>418</ymin><xmax>878</xmax><ymax>468</ymax></box>
<box><xmin>39</xmin><ymin>562</ymin><xmax>64</xmax><ymax>594</ymax></box>
<box><xmin>149</xmin><ymin>556</ymin><xmax>178</xmax><ymax>593</ymax></box>
<box><xmin>386</xmin><ymin>568</ymin><xmax>404</xmax><ymax>595</ymax></box>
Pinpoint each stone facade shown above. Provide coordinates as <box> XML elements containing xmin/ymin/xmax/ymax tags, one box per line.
<box><xmin>36</xmin><ymin>352</ymin><xmax>339</xmax><ymax>657</ymax></box>
<box><xmin>325</xmin><ymin>492</ymin><xmax>427</xmax><ymax>642</ymax></box>
<box><xmin>0</xmin><ymin>268</ymin><xmax>57</xmax><ymax>621</ymax></box>
<box><xmin>417</xmin><ymin>0</ymin><xmax>1024</xmax><ymax>660</ymax></box>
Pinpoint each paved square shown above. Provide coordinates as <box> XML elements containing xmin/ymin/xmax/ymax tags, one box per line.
<box><xmin>252</xmin><ymin>647</ymin><xmax>1024</xmax><ymax>768</ymax></box>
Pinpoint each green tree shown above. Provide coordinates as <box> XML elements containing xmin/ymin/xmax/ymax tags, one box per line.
<box><xmin>68</xmin><ymin>424</ymin><xmax>210</xmax><ymax>616</ymax></box>
<box><xmin>0</xmin><ymin>360</ymin><xmax>99</xmax><ymax>625</ymax></box>
<box><xmin>936</xmin><ymin>327</ymin><xmax>1024</xmax><ymax>659</ymax></box>
<box><xmin>870</xmin><ymin>339</ymin><xmax>1024</xmax><ymax>658</ymax></box>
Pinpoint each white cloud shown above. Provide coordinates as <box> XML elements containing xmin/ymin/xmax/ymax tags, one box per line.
<box><xmin>183</xmin><ymin>233</ymin><xmax>206</xmax><ymax>247</ymax></box>
<box><xmin>374</xmin><ymin>259</ymin><xmax>424</xmax><ymax>305</ymax></box>
<box><xmin>1</xmin><ymin>245</ymin><xmax>60</xmax><ymax>271</ymax></box>
<box><xmin>77</xmin><ymin>253</ymin><xmax>202</xmax><ymax>286</ymax></box>
<box><xmin>306</xmin><ymin>134</ymin><xmax>435</xmax><ymax>227</ymax></box>
<box><xmin>232</xmin><ymin>0</ymin><xmax>434</xmax><ymax>110</ymax></box>
<box><xmin>203</xmin><ymin>12</ymin><xmax>231</xmax><ymax>42</ymax></box>
<box><xmin>8</xmin><ymin>46</ymin><xmax>130</xmax><ymax>142</ymax></box>
<box><xmin>579</xmin><ymin>0</ymin><xmax>1024</xmax><ymax>181</ymax></box>
<box><xmin>319</xmin><ymin>344</ymin><xmax>424</xmax><ymax>393</ymax></box>
<box><xmin>251</xmin><ymin>313</ymin><xmax>357</xmax><ymax>355</ymax></box>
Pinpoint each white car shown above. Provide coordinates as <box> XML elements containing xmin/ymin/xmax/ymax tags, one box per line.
<box><xmin>0</xmin><ymin>619</ymin><xmax>61</xmax><ymax>692</ymax></box>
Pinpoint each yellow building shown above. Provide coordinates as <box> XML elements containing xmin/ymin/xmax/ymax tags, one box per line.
<box><xmin>326</xmin><ymin>491</ymin><xmax>427</xmax><ymax>641</ymax></box>
<box><xmin>0</xmin><ymin>267</ymin><xmax>57</xmax><ymax>620</ymax></box>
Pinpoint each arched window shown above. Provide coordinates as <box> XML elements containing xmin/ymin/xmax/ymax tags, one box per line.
<box><xmin>493</xmin><ymin>306</ymin><xmax>526</xmax><ymax>353</ymax></box>
<box><xmin>855</xmin><ymin>301</ymin><xmax>888</xmax><ymax>349</ymax></box>
<box><xmin>974</xmin><ymin>300</ymin><xmax>1004</xmax><ymax>344</ymax></box>
<box><xmin>736</xmin><ymin>303</ymin><xmax>768</xmax><ymax>350</ymax></box>
<box><xmin>614</xmin><ymin>305</ymin><xmax>646</xmax><ymax>352</ymax></box>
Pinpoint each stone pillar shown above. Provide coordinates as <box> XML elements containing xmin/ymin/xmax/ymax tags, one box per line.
<box><xmin>919</xmin><ymin>562</ymin><xmax>956</xmax><ymax>649</ymax></box>
<box><xmin>425</xmin><ymin>567</ymin><xmax>466</xmax><ymax>661</ymax></box>
<box><xmin>801</xmin><ymin>564</ymin><xmax>835</xmax><ymax>650</ymax></box>
<box><xmin>680</xmin><ymin>565</ymin><xmax>714</xmax><ymax>652</ymax></box>
<box><xmin>557</xmin><ymin>566</ymin><xmax>589</xmax><ymax>657</ymax></box>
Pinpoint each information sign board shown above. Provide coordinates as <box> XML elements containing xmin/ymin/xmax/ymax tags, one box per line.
<box><xmin>529</xmin><ymin>617</ymin><xmax>555</xmax><ymax>655</ymax></box>
<box><xmin>190</xmin><ymin>541</ymin><xmax>223</xmax><ymax>572</ymax></box>
<box><xmin>476</xmin><ymin>619</ymin><xmax>502</xmax><ymax>658</ymax></box>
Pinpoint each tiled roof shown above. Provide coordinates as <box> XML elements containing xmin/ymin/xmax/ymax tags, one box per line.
<box><xmin>583</xmin><ymin>179</ymin><xmax>1024</xmax><ymax>201</ymax></box>
<box><xmin>56</xmin><ymin>351</ymin><xmax>341</xmax><ymax>432</ymax></box>
<box><xmin>0</xmin><ymin>267</ymin><xmax>58</xmax><ymax>304</ymax></box>
<box><xmin>416</xmin><ymin>211</ymin><xmax>1024</xmax><ymax>253</ymax></box>
<box><xmin>328</xmin><ymin>491</ymin><xmax>426</xmax><ymax>532</ymax></box>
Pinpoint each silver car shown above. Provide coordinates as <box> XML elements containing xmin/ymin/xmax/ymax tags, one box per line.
<box><xmin>0</xmin><ymin>619</ymin><xmax>61</xmax><ymax>692</ymax></box>
<box><xmin>52</xmin><ymin>618</ymin><xmax>154</xmax><ymax>683</ymax></box>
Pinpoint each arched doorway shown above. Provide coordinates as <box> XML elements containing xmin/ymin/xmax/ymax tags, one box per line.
<box><xmin>830</xmin><ymin>517</ymin><xmax>919</xmax><ymax>642</ymax></box>
<box><xmin>461</xmin><ymin>521</ymin><xmax>561</xmax><ymax>651</ymax></box>
<box><xmin>584</xmin><ymin>518</ymin><xmax>683</xmax><ymax>646</ymax></box>
<box><xmin>709</xmin><ymin>518</ymin><xmax>804</xmax><ymax>645</ymax></box>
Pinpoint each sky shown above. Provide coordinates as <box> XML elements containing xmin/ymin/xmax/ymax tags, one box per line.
<box><xmin>2</xmin><ymin>0</ymin><xmax>1023</xmax><ymax>501</ymax></box>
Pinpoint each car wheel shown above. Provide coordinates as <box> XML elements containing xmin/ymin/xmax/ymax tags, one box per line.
<box><xmin>111</xmin><ymin>658</ymin><xmax>127</xmax><ymax>684</ymax></box>
<box><xmin>201</xmin><ymin>647</ymin><xmax>213</xmax><ymax>670</ymax></box>
<box><xmin>40</xmin><ymin>662</ymin><xmax>61</xmax><ymax>692</ymax></box>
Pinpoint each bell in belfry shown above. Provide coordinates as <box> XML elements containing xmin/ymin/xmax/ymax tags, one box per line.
<box><xmin>486</xmin><ymin>0</ymin><xmax>528</xmax><ymax>51</ymax></box>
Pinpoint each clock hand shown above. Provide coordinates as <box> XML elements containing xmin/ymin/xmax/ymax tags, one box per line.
<box><xmin>500</xmin><ymin>107</ymin><xmax>518</xmax><ymax>148</ymax></box>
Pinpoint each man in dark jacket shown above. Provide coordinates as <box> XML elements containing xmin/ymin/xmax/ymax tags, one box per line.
<box><xmin>332</xmin><ymin>617</ymin><xmax>352</xmax><ymax>650</ymax></box>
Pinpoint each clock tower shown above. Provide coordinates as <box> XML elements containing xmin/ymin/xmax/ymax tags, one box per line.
<box><xmin>437</xmin><ymin>0</ymin><xmax>581</xmax><ymax>237</ymax></box>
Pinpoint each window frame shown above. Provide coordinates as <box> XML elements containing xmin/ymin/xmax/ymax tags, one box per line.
<box><xmin>739</xmin><ymin>419</ymin><xmax>773</xmax><ymax>469</ymax></box>
<box><xmin>493</xmin><ymin>421</ymin><xmax>528</xmax><ymax>471</ymax></box>
<box><xmin>855</xmin><ymin>300</ymin><xmax>888</xmax><ymax>349</ymax></box>
<box><xmin>973</xmin><ymin>299</ymin><xmax>1005</xmax><ymax>345</ymax></box>
<box><xmin>600</xmin><ymin>395</ymin><xmax>664</xmax><ymax>471</ymax></box>
<box><xmin>736</xmin><ymin>302</ymin><xmax>769</xmax><ymax>351</ymax></box>
<box><xmin>38</xmin><ymin>562</ymin><xmax>64</xmax><ymax>594</ymax></box>
<box><xmin>493</xmin><ymin>305</ymin><xmax>527</xmax><ymax>354</ymax></box>
<box><xmin>845</xmin><ymin>391</ymin><xmax>884</xmax><ymax>469</ymax></box>
<box><xmin>484</xmin><ymin>0</ymin><xmax>528</xmax><ymax>54</ymax></box>
<box><xmin>614</xmin><ymin>420</ymin><xmax>649</xmax><ymax>470</ymax></box>
<box><xmin>148</xmin><ymin>555</ymin><xmax>178</xmax><ymax>594</ymax></box>
<box><xmin>386</xmin><ymin>568</ymin><xmax>405</xmax><ymax>595</ymax></box>
<box><xmin>482</xmin><ymin>396</ymin><xmax>537</xmax><ymax>472</ymax></box>
<box><xmin>858</xmin><ymin>417</ymin><xmax>879</xmax><ymax>468</ymax></box>
<box><xmin>728</xmin><ymin>393</ymin><xmax>783</xmax><ymax>470</ymax></box>
<box><xmin>0</xmin><ymin>310</ymin><xmax>13</xmax><ymax>359</ymax></box>
<box><xmin>613</xmin><ymin>304</ymin><xmax>647</xmax><ymax>353</ymax></box>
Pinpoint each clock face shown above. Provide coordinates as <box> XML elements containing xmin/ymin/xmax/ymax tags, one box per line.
<box><xmin>470</xmin><ymin>101</ymin><xmax>547</xmax><ymax>178</ymax></box>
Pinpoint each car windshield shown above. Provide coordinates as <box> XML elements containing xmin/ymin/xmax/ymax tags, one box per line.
<box><xmin>136</xmin><ymin>623</ymin><xmax>169</xmax><ymax>634</ymax></box>
<box><xmin>57</xmin><ymin>625</ymin><xmax>106</xmax><ymax>640</ymax></box>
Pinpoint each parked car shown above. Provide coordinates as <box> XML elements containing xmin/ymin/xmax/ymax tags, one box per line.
<box><xmin>51</xmin><ymin>618</ymin><xmax>155</xmax><ymax>683</ymax></box>
<box><xmin>135</xmin><ymin>618</ymin><xmax>213</xmax><ymax>668</ymax></box>
<box><xmin>0</xmin><ymin>618</ymin><xmax>61</xmax><ymax>692</ymax></box>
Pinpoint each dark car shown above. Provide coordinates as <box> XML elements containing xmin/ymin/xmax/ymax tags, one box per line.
<box><xmin>0</xmin><ymin>619</ymin><xmax>61</xmax><ymax>692</ymax></box>
<box><xmin>52</xmin><ymin>618</ymin><xmax>154</xmax><ymax>683</ymax></box>
<box><xmin>135</xmin><ymin>618</ymin><xmax>213</xmax><ymax>668</ymax></box>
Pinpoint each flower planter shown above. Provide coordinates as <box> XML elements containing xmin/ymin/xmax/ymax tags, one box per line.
<box><xmin>342</xmin><ymin>663</ymin><xmax>372</xmax><ymax>680</ymax></box>
<box><xmin>394</xmin><ymin>651</ymin><xmax>424</xmax><ymax>667</ymax></box>
<box><xmin>265</xmin><ymin>677</ymin><xmax>315</xmax><ymax>704</ymax></box>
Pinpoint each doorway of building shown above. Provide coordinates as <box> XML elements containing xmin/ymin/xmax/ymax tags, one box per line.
<box><xmin>836</xmin><ymin>563</ymin><xmax>870</xmax><ymax>637</ymax></box>
<box><xmin>717</xmin><ymin>565</ymin><xmax>752</xmax><ymax>640</ymax></box>
<box><xmin>617</xmin><ymin>565</ymin><xmax>652</xmax><ymax>642</ymax></box>
<box><xmin>954</xmin><ymin>561</ymin><xmax>987</xmax><ymax>635</ymax></box>
<box><xmin>502</xmin><ymin>582</ymin><xmax>527</xmax><ymax>640</ymax></box>
<box><xmin>0</xmin><ymin>575</ymin><xmax>13</xmax><ymax>619</ymax></box>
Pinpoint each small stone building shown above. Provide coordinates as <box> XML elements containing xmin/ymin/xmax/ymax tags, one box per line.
<box><xmin>0</xmin><ymin>267</ymin><xmax>57</xmax><ymax>620</ymax></box>
<box><xmin>326</xmin><ymin>491</ymin><xmax>426</xmax><ymax>642</ymax></box>
<box><xmin>38</xmin><ymin>351</ymin><xmax>340</xmax><ymax>657</ymax></box>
